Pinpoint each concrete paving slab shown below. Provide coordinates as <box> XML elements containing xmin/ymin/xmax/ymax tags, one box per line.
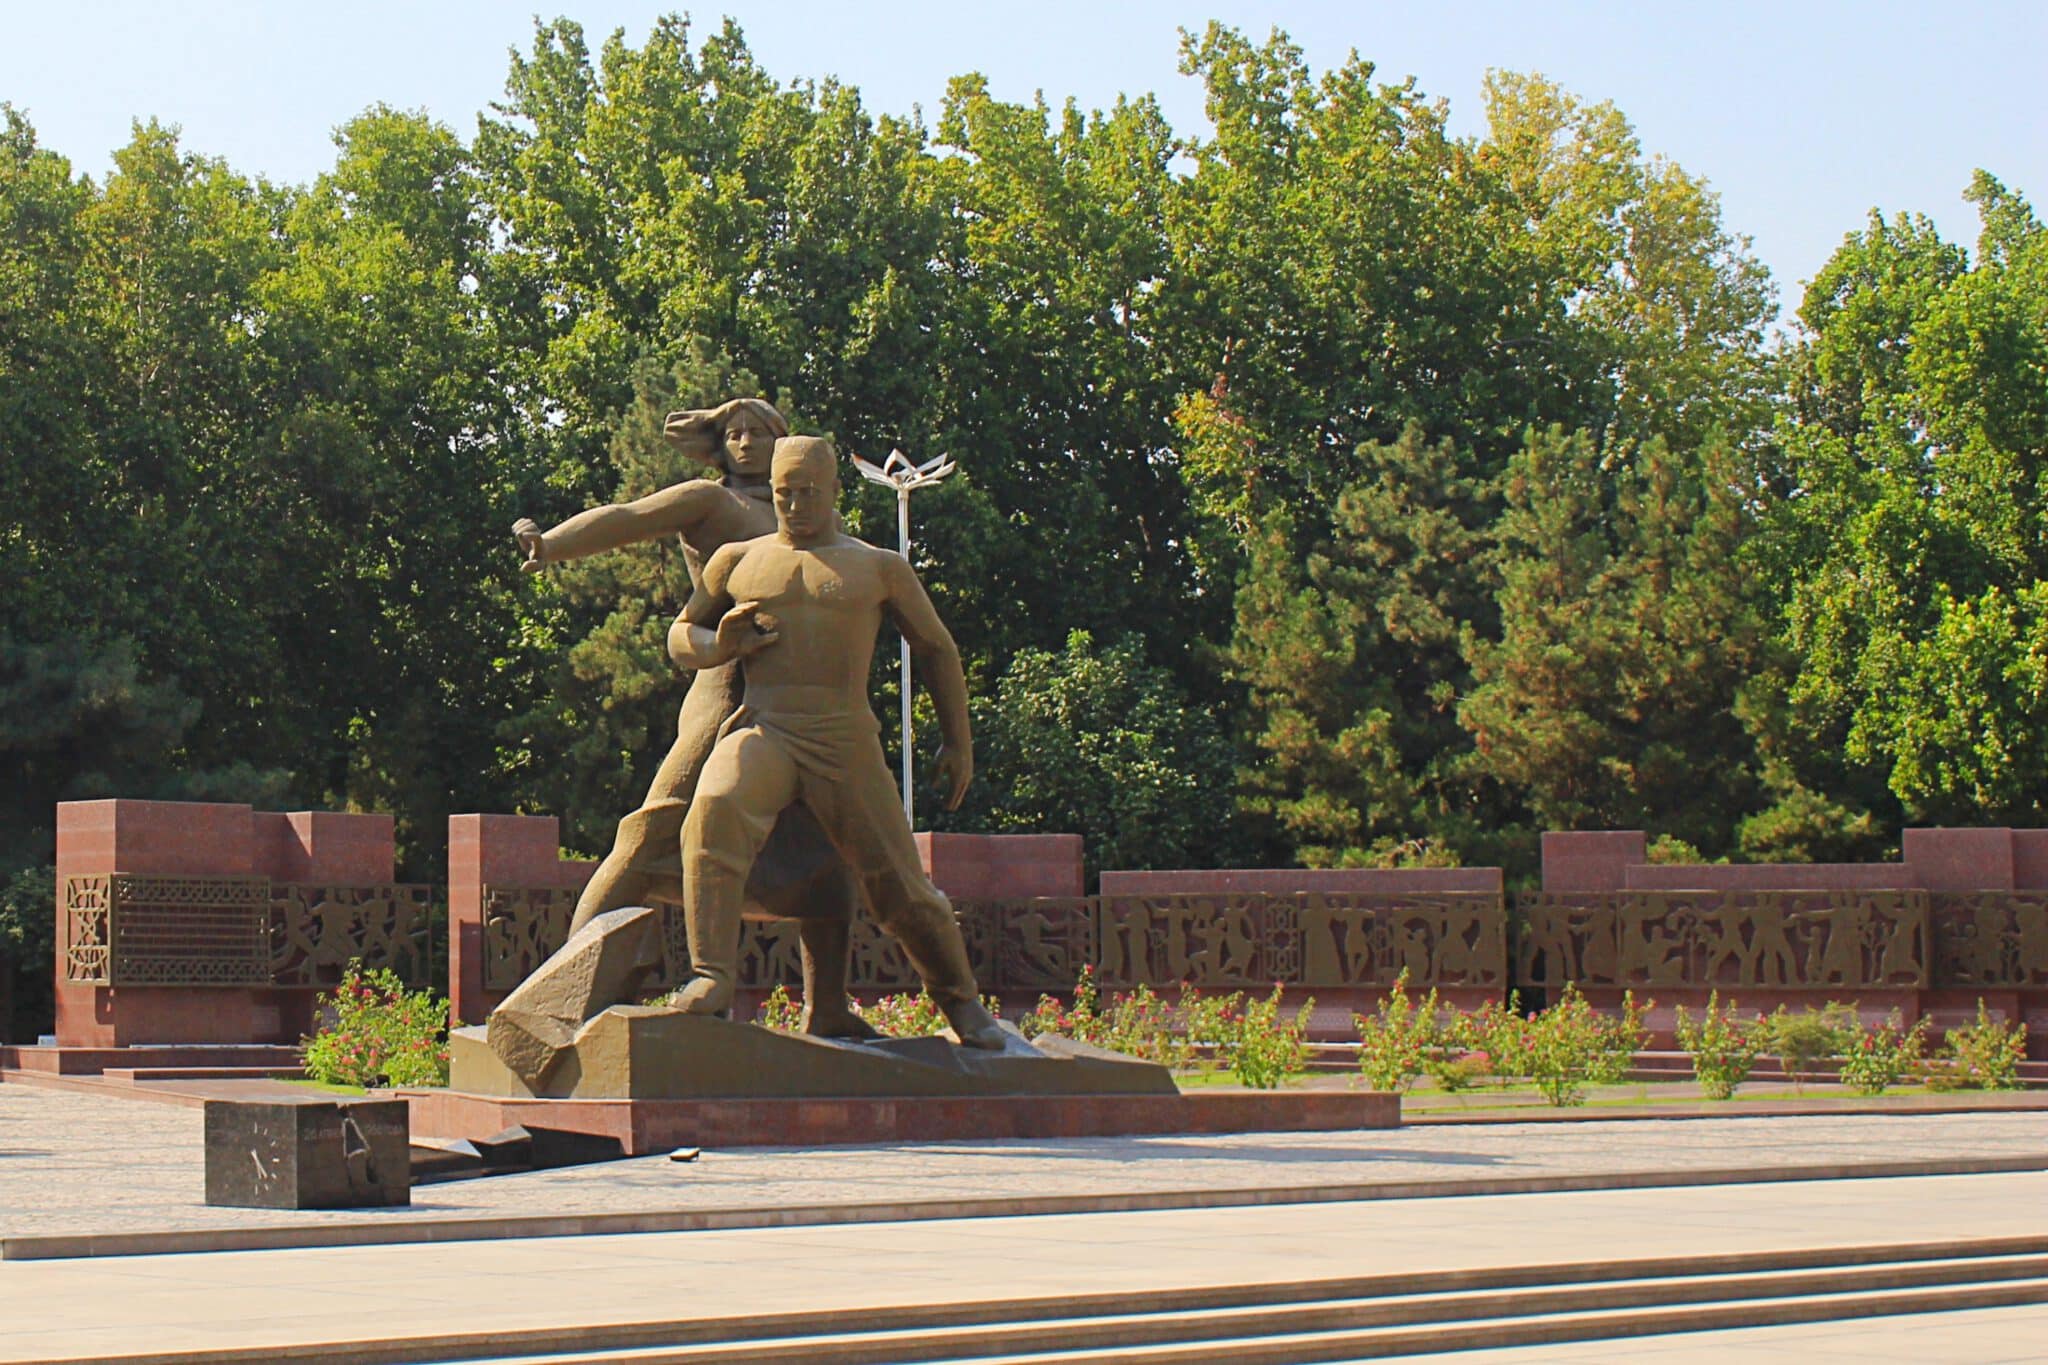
<box><xmin>1445</xmin><ymin>1300</ymin><xmax>2048</xmax><ymax>1362</ymax></box>
<box><xmin>4</xmin><ymin>1079</ymin><xmax>2046</xmax><ymax>1251</ymax></box>
<box><xmin>0</xmin><ymin>1172</ymin><xmax>2044</xmax><ymax>1363</ymax></box>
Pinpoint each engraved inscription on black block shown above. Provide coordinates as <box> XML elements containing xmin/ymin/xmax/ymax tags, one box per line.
<box><xmin>203</xmin><ymin>1098</ymin><xmax>410</xmax><ymax>1209</ymax></box>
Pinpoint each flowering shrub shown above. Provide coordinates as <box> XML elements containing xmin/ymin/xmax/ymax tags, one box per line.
<box><xmin>1020</xmin><ymin>970</ymin><xmax>1315</xmax><ymax>1079</ymax></box>
<box><xmin>303</xmin><ymin>961</ymin><xmax>450</xmax><ymax>1088</ymax></box>
<box><xmin>1943</xmin><ymin>1001</ymin><xmax>2027</xmax><ymax>1090</ymax></box>
<box><xmin>1354</xmin><ymin>970</ymin><xmax>1438</xmax><ymax>1093</ymax></box>
<box><xmin>857</xmin><ymin>990</ymin><xmax>952</xmax><ymax>1037</ymax></box>
<box><xmin>752</xmin><ymin>984</ymin><xmax>1003</xmax><ymax>1040</ymax></box>
<box><xmin>1220</xmin><ymin>986</ymin><xmax>1313</xmax><ymax>1089</ymax></box>
<box><xmin>1177</xmin><ymin>985</ymin><xmax>1242</xmax><ymax>1057</ymax></box>
<box><xmin>1455</xmin><ymin>997</ymin><xmax>1535</xmax><ymax>1089</ymax></box>
<box><xmin>1674</xmin><ymin>993</ymin><xmax>1763</xmax><ymax>1100</ymax></box>
<box><xmin>1022</xmin><ymin>967</ymin><xmax>1195</xmax><ymax>1067</ymax></box>
<box><xmin>1522</xmin><ymin>984</ymin><xmax>1613</xmax><ymax>1107</ymax></box>
<box><xmin>756</xmin><ymin>982</ymin><xmax>804</xmax><ymax>1031</ymax></box>
<box><xmin>1587</xmin><ymin>990</ymin><xmax>1652</xmax><ymax>1086</ymax></box>
<box><xmin>1838</xmin><ymin>1011</ymin><xmax>1925</xmax><ymax>1095</ymax></box>
<box><xmin>1023</xmin><ymin>962</ymin><xmax>1107</xmax><ymax>1042</ymax></box>
<box><xmin>1763</xmin><ymin>1003</ymin><xmax>1856</xmax><ymax>1092</ymax></box>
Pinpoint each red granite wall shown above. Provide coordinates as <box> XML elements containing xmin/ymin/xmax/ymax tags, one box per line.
<box><xmin>914</xmin><ymin>833</ymin><xmax>1085</xmax><ymax>899</ymax></box>
<box><xmin>1098</xmin><ymin>867</ymin><xmax>1501</xmax><ymax>895</ymax></box>
<box><xmin>446</xmin><ymin>814</ymin><xmax>596</xmax><ymax>1026</ymax></box>
<box><xmin>53</xmin><ymin>800</ymin><xmax>396</xmax><ymax>1047</ymax></box>
<box><xmin>1542</xmin><ymin>827</ymin><xmax>2048</xmax><ymax>1054</ymax></box>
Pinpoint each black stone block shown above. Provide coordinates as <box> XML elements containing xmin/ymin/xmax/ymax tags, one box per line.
<box><xmin>204</xmin><ymin>1097</ymin><xmax>410</xmax><ymax>1209</ymax></box>
<box><xmin>526</xmin><ymin>1124</ymin><xmax>625</xmax><ymax>1169</ymax></box>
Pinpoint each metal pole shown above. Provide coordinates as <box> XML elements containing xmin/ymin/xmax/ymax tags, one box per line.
<box><xmin>850</xmin><ymin>448</ymin><xmax>954</xmax><ymax>831</ymax></box>
<box><xmin>897</xmin><ymin>489</ymin><xmax>914</xmax><ymax>826</ymax></box>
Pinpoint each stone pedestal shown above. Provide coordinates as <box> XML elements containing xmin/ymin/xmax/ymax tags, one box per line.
<box><xmin>204</xmin><ymin>1097</ymin><xmax>410</xmax><ymax>1209</ymax></box>
<box><xmin>451</xmin><ymin>1007</ymin><xmax>1178</xmax><ymax>1102</ymax></box>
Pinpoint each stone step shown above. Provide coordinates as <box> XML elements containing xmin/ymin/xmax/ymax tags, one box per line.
<box><xmin>140</xmin><ymin>1236</ymin><xmax>2048</xmax><ymax>1365</ymax></box>
<box><xmin>0</xmin><ymin>1044</ymin><xmax>303</xmax><ymax>1076</ymax></box>
<box><xmin>958</xmin><ymin>1278</ymin><xmax>2048</xmax><ymax>1365</ymax></box>
<box><xmin>100</xmin><ymin>1065</ymin><xmax>307</xmax><ymax>1083</ymax></box>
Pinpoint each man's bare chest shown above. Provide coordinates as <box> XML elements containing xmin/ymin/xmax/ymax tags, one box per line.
<box><xmin>730</xmin><ymin>547</ymin><xmax>883</xmax><ymax>611</ymax></box>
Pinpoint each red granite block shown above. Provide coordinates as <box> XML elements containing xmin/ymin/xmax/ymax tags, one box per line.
<box><xmin>251</xmin><ymin>812</ymin><xmax>396</xmax><ymax>884</ymax></box>
<box><xmin>56</xmin><ymin>799</ymin><xmax>255</xmax><ymax>877</ymax></box>
<box><xmin>450</xmin><ymin>814</ymin><xmax>582</xmax><ymax>888</ymax></box>
<box><xmin>2010</xmin><ymin>831</ymin><xmax>2048</xmax><ymax>891</ymax></box>
<box><xmin>1623</xmin><ymin>862</ymin><xmax>1915</xmax><ymax>892</ymax></box>
<box><xmin>1541</xmin><ymin>831</ymin><xmax>1647</xmax><ymax>893</ymax></box>
<box><xmin>915</xmin><ymin>833</ymin><xmax>1084</xmax><ymax>899</ymax></box>
<box><xmin>1099</xmin><ymin>868</ymin><xmax>1503</xmax><ymax>895</ymax></box>
<box><xmin>1903</xmin><ymin>827</ymin><xmax>2016</xmax><ymax>892</ymax></box>
<box><xmin>399</xmin><ymin>1086</ymin><xmax>1401</xmax><ymax>1155</ymax></box>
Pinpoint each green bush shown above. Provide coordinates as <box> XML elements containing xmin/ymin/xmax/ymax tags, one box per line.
<box><xmin>1764</xmin><ymin>1003</ymin><xmax>1856</xmax><ymax>1092</ymax></box>
<box><xmin>1354</xmin><ymin>971</ymin><xmax>1438</xmax><ymax>1093</ymax></box>
<box><xmin>1455</xmin><ymin>996</ymin><xmax>1535</xmax><ymax>1088</ymax></box>
<box><xmin>1944</xmin><ymin>1001</ymin><xmax>2027</xmax><ymax>1090</ymax></box>
<box><xmin>1427</xmin><ymin>1051</ymin><xmax>1487</xmax><ymax>1092</ymax></box>
<box><xmin>1838</xmin><ymin>1011</ymin><xmax>1924</xmax><ymax>1095</ymax></box>
<box><xmin>1223</xmin><ymin>986</ymin><xmax>1313</xmax><ymax>1089</ymax></box>
<box><xmin>1674</xmin><ymin>993</ymin><xmax>1763</xmax><ymax>1100</ymax></box>
<box><xmin>1522</xmin><ymin>984</ymin><xmax>1610</xmax><ymax>1107</ymax></box>
<box><xmin>1588</xmin><ymin>990</ymin><xmax>1652</xmax><ymax>1087</ymax></box>
<box><xmin>302</xmin><ymin>962</ymin><xmax>450</xmax><ymax>1088</ymax></box>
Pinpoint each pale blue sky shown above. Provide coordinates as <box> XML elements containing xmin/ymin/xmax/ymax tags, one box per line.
<box><xmin>3</xmin><ymin>1</ymin><xmax>2042</xmax><ymax>322</ymax></box>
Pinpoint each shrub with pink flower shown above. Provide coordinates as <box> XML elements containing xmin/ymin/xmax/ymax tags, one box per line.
<box><xmin>302</xmin><ymin>961</ymin><xmax>451</xmax><ymax>1088</ymax></box>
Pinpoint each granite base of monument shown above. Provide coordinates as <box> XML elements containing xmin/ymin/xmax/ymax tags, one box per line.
<box><xmin>410</xmin><ymin>1009</ymin><xmax>1398</xmax><ymax>1154</ymax></box>
<box><xmin>452</xmin><ymin>1007</ymin><xmax>1178</xmax><ymax>1101</ymax></box>
<box><xmin>399</xmin><ymin>1085</ymin><xmax>1400</xmax><ymax>1155</ymax></box>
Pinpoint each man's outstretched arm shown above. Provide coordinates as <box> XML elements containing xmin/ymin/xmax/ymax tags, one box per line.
<box><xmin>881</xmin><ymin>553</ymin><xmax>972</xmax><ymax>809</ymax></box>
<box><xmin>514</xmin><ymin>481</ymin><xmax>721</xmax><ymax>573</ymax></box>
<box><xmin>668</xmin><ymin>543</ymin><xmax>778</xmax><ymax>670</ymax></box>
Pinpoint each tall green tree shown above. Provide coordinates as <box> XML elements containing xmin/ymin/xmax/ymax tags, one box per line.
<box><xmin>1167</xmin><ymin>28</ymin><xmax>1775</xmax><ymax>869</ymax></box>
<box><xmin>1461</xmin><ymin>429</ymin><xmax>1764</xmax><ymax>854</ymax></box>
<box><xmin>1761</xmin><ymin>175</ymin><xmax>2048</xmax><ymax>828</ymax></box>
<box><xmin>938</xmin><ymin>630</ymin><xmax>1242</xmax><ymax>878</ymax></box>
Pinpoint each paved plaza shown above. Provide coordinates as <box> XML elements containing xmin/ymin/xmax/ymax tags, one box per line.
<box><xmin>2</xmin><ymin>1079</ymin><xmax>2044</xmax><ymax>1246</ymax></box>
<box><xmin>0</xmin><ymin>1167</ymin><xmax>2041</xmax><ymax>1361</ymax></box>
<box><xmin>1</xmin><ymin>1080</ymin><xmax>2043</xmax><ymax>1359</ymax></box>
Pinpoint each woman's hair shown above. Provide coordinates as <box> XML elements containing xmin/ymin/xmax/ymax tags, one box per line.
<box><xmin>666</xmin><ymin>397</ymin><xmax>792</xmax><ymax>475</ymax></box>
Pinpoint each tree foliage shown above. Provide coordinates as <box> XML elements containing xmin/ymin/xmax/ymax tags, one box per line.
<box><xmin>1761</xmin><ymin>175</ymin><xmax>2048</xmax><ymax>827</ymax></box>
<box><xmin>0</xmin><ymin>15</ymin><xmax>2039</xmax><ymax>1038</ymax></box>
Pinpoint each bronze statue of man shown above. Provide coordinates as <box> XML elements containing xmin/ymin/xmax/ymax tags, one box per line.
<box><xmin>669</xmin><ymin>435</ymin><xmax>1005</xmax><ymax>1049</ymax></box>
<box><xmin>511</xmin><ymin>399</ymin><xmax>876</xmax><ymax>1039</ymax></box>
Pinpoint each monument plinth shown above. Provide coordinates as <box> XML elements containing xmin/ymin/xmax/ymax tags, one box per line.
<box><xmin>454</xmin><ymin>1009</ymin><xmax>1176</xmax><ymax>1101</ymax></box>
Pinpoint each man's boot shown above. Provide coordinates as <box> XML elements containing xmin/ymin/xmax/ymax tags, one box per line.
<box><xmin>674</xmin><ymin>869</ymin><xmax>744</xmax><ymax>1017</ymax></box>
<box><xmin>888</xmin><ymin>908</ymin><xmax>1006</xmax><ymax>1050</ymax></box>
<box><xmin>797</xmin><ymin>890</ymin><xmax>881</xmax><ymax>1039</ymax></box>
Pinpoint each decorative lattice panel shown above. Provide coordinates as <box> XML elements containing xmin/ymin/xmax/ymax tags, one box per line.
<box><xmin>1515</xmin><ymin>890</ymin><xmax>1930</xmax><ymax>990</ymax></box>
<box><xmin>269</xmin><ymin>884</ymin><xmax>436</xmax><ymax>987</ymax></box>
<box><xmin>62</xmin><ymin>876</ymin><xmax>112</xmax><ymax>984</ymax></box>
<box><xmin>104</xmin><ymin>875</ymin><xmax>271</xmax><ymax>986</ymax></box>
